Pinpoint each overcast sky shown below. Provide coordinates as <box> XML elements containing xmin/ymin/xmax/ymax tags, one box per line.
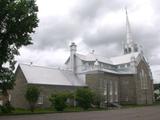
<box><xmin>16</xmin><ymin>0</ymin><xmax>160</xmax><ymax>83</ymax></box>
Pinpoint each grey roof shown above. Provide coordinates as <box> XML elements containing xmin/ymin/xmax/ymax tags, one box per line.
<box><xmin>76</xmin><ymin>52</ymin><xmax>139</xmax><ymax>65</ymax></box>
<box><xmin>19</xmin><ymin>64</ymin><xmax>85</xmax><ymax>86</ymax></box>
<box><xmin>110</xmin><ymin>52</ymin><xmax>139</xmax><ymax>65</ymax></box>
<box><xmin>76</xmin><ymin>53</ymin><xmax>112</xmax><ymax>64</ymax></box>
<box><xmin>83</xmin><ymin>68</ymin><xmax>135</xmax><ymax>75</ymax></box>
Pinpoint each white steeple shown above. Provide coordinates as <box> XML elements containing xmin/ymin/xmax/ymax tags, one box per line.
<box><xmin>123</xmin><ymin>8</ymin><xmax>139</xmax><ymax>55</ymax></box>
<box><xmin>126</xmin><ymin>8</ymin><xmax>133</xmax><ymax>45</ymax></box>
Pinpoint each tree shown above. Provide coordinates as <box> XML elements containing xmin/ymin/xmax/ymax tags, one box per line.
<box><xmin>49</xmin><ymin>92</ymin><xmax>69</xmax><ymax>111</ymax></box>
<box><xmin>0</xmin><ymin>0</ymin><xmax>38</xmax><ymax>106</ymax></box>
<box><xmin>76</xmin><ymin>88</ymin><xmax>94</xmax><ymax>110</ymax></box>
<box><xmin>25</xmin><ymin>86</ymin><xmax>40</xmax><ymax>112</ymax></box>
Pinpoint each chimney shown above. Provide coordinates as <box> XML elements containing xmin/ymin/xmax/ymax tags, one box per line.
<box><xmin>70</xmin><ymin>42</ymin><xmax>77</xmax><ymax>73</ymax></box>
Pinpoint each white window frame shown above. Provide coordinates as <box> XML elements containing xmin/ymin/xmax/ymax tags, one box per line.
<box><xmin>37</xmin><ymin>95</ymin><xmax>43</xmax><ymax>104</ymax></box>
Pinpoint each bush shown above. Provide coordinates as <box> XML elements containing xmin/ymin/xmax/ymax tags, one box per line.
<box><xmin>25</xmin><ymin>86</ymin><xmax>40</xmax><ymax>112</ymax></box>
<box><xmin>93</xmin><ymin>92</ymin><xmax>104</xmax><ymax>108</ymax></box>
<box><xmin>49</xmin><ymin>92</ymin><xmax>69</xmax><ymax>111</ymax></box>
<box><xmin>0</xmin><ymin>101</ymin><xmax>14</xmax><ymax>113</ymax></box>
<box><xmin>76</xmin><ymin>88</ymin><xmax>94</xmax><ymax>110</ymax></box>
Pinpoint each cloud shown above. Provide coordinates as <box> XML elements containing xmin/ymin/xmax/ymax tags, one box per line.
<box><xmin>31</xmin><ymin>16</ymin><xmax>83</xmax><ymax>50</ymax></box>
<box><xmin>71</xmin><ymin>0</ymin><xmax>131</xmax><ymax>22</ymax></box>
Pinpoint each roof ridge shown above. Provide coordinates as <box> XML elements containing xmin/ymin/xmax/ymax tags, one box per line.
<box><xmin>110</xmin><ymin>52</ymin><xmax>139</xmax><ymax>59</ymax></box>
<box><xmin>19</xmin><ymin>63</ymin><xmax>72</xmax><ymax>71</ymax></box>
<box><xmin>19</xmin><ymin>63</ymin><xmax>60</xmax><ymax>70</ymax></box>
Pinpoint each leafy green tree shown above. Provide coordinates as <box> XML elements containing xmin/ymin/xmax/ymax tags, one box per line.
<box><xmin>76</xmin><ymin>88</ymin><xmax>94</xmax><ymax>110</ymax></box>
<box><xmin>49</xmin><ymin>92</ymin><xmax>69</xmax><ymax>111</ymax></box>
<box><xmin>25</xmin><ymin>86</ymin><xmax>40</xmax><ymax>112</ymax></box>
<box><xmin>0</xmin><ymin>0</ymin><xmax>38</xmax><ymax>106</ymax></box>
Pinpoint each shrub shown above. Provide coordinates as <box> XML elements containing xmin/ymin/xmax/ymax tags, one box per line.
<box><xmin>93</xmin><ymin>92</ymin><xmax>104</xmax><ymax>108</ymax></box>
<box><xmin>49</xmin><ymin>92</ymin><xmax>69</xmax><ymax>111</ymax></box>
<box><xmin>0</xmin><ymin>101</ymin><xmax>14</xmax><ymax>113</ymax></box>
<box><xmin>76</xmin><ymin>88</ymin><xmax>94</xmax><ymax>110</ymax></box>
<box><xmin>25</xmin><ymin>86</ymin><xmax>40</xmax><ymax>112</ymax></box>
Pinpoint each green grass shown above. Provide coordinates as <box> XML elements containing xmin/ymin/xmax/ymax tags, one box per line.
<box><xmin>121</xmin><ymin>101</ymin><xmax>160</xmax><ymax>109</ymax></box>
<box><xmin>0</xmin><ymin>106</ymin><xmax>108</xmax><ymax>116</ymax></box>
<box><xmin>1</xmin><ymin>102</ymin><xmax>160</xmax><ymax>116</ymax></box>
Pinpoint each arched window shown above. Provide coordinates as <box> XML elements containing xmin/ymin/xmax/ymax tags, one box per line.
<box><xmin>140</xmin><ymin>69</ymin><xmax>148</xmax><ymax>89</ymax></box>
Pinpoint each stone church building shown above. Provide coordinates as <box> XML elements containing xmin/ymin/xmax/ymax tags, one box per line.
<box><xmin>10</xmin><ymin>10</ymin><xmax>154</xmax><ymax>108</ymax></box>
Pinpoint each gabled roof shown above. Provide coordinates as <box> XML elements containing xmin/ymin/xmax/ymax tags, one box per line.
<box><xmin>110</xmin><ymin>52</ymin><xmax>139</xmax><ymax>65</ymax></box>
<box><xmin>19</xmin><ymin>64</ymin><xmax>85</xmax><ymax>86</ymax></box>
<box><xmin>68</xmin><ymin>52</ymin><xmax>140</xmax><ymax>65</ymax></box>
<box><xmin>76</xmin><ymin>53</ymin><xmax>112</xmax><ymax>64</ymax></box>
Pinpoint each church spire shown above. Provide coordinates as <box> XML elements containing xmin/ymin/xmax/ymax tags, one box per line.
<box><xmin>125</xmin><ymin>8</ymin><xmax>133</xmax><ymax>45</ymax></box>
<box><xmin>123</xmin><ymin>8</ymin><xmax>139</xmax><ymax>54</ymax></box>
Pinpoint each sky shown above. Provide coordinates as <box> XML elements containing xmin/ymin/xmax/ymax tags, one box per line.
<box><xmin>16</xmin><ymin>0</ymin><xmax>160</xmax><ymax>83</ymax></box>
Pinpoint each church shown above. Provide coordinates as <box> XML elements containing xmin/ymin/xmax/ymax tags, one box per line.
<box><xmin>10</xmin><ymin>10</ymin><xmax>154</xmax><ymax>108</ymax></box>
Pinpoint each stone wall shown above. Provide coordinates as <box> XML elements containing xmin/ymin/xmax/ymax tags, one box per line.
<box><xmin>11</xmin><ymin>66</ymin><xmax>28</xmax><ymax>108</ymax></box>
<box><xmin>86</xmin><ymin>71</ymin><xmax>138</xmax><ymax>105</ymax></box>
<box><xmin>11</xmin><ymin>66</ymin><xmax>80</xmax><ymax>109</ymax></box>
<box><xmin>136</xmin><ymin>59</ymin><xmax>154</xmax><ymax>104</ymax></box>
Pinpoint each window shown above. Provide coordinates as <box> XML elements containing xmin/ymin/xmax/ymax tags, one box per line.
<box><xmin>37</xmin><ymin>95</ymin><xmax>43</xmax><ymax>104</ymax></box>
<box><xmin>0</xmin><ymin>100</ymin><xmax>3</xmax><ymax>105</ymax></box>
<box><xmin>115</xmin><ymin>81</ymin><xmax>118</xmax><ymax>102</ymax></box>
<box><xmin>125</xmin><ymin>64</ymin><xmax>128</xmax><ymax>68</ymax></box>
<box><xmin>128</xmin><ymin>48</ymin><xmax>131</xmax><ymax>53</ymax></box>
<box><xmin>127</xmin><ymin>63</ymin><xmax>130</xmax><ymax>67</ymax></box>
<box><xmin>125</xmin><ymin>48</ymin><xmax>128</xmax><ymax>53</ymax></box>
<box><xmin>109</xmin><ymin>81</ymin><xmax>113</xmax><ymax>102</ymax></box>
<box><xmin>118</xmin><ymin>65</ymin><xmax>121</xmax><ymax>69</ymax></box>
<box><xmin>110</xmin><ymin>81</ymin><xmax>113</xmax><ymax>95</ymax></box>
<box><xmin>115</xmin><ymin>81</ymin><xmax>118</xmax><ymax>95</ymax></box>
<box><xmin>104</xmin><ymin>80</ymin><xmax>107</xmax><ymax>96</ymax></box>
<box><xmin>140</xmin><ymin>69</ymin><xmax>148</xmax><ymax>89</ymax></box>
<box><xmin>0</xmin><ymin>89</ymin><xmax>3</xmax><ymax>105</ymax></box>
<box><xmin>9</xmin><ymin>94</ymin><xmax>11</xmax><ymax>102</ymax></box>
<box><xmin>125</xmin><ymin>96</ymin><xmax>129</xmax><ymax>101</ymax></box>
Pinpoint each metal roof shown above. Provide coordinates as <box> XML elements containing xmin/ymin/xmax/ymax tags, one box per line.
<box><xmin>76</xmin><ymin>53</ymin><xmax>112</xmax><ymax>64</ymax></box>
<box><xmin>19</xmin><ymin>64</ymin><xmax>85</xmax><ymax>86</ymax></box>
<box><xmin>110</xmin><ymin>52</ymin><xmax>139</xmax><ymax>65</ymax></box>
<box><xmin>76</xmin><ymin>52</ymin><xmax>140</xmax><ymax>65</ymax></box>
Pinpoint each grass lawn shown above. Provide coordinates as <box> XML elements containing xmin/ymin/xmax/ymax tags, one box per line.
<box><xmin>0</xmin><ymin>107</ymin><xmax>106</xmax><ymax>116</ymax></box>
<box><xmin>1</xmin><ymin>101</ymin><xmax>160</xmax><ymax>115</ymax></box>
